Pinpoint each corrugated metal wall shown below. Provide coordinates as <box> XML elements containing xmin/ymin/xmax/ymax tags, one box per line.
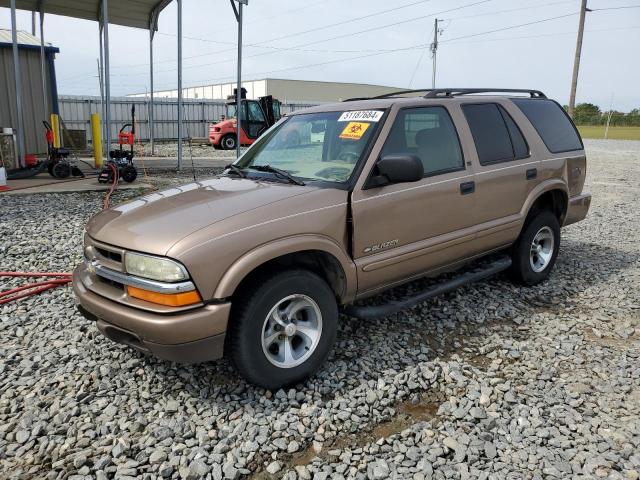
<box><xmin>58</xmin><ymin>96</ymin><xmax>316</xmax><ymax>144</ymax></box>
<box><xmin>0</xmin><ymin>46</ymin><xmax>55</xmax><ymax>154</ymax></box>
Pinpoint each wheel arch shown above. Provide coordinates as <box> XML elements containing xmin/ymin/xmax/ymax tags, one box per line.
<box><xmin>521</xmin><ymin>180</ymin><xmax>569</xmax><ymax>226</ymax></box>
<box><xmin>213</xmin><ymin>235</ymin><xmax>357</xmax><ymax>303</ymax></box>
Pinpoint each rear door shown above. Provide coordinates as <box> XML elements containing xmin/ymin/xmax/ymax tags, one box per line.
<box><xmin>351</xmin><ymin>105</ymin><xmax>478</xmax><ymax>295</ymax></box>
<box><xmin>460</xmin><ymin>101</ymin><xmax>539</xmax><ymax>246</ymax></box>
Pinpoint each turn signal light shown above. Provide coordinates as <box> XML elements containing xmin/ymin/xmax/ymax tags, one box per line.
<box><xmin>127</xmin><ymin>286</ymin><xmax>201</xmax><ymax>307</ymax></box>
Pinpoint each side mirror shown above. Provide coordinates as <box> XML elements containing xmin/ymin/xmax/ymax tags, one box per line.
<box><xmin>365</xmin><ymin>154</ymin><xmax>424</xmax><ymax>188</ymax></box>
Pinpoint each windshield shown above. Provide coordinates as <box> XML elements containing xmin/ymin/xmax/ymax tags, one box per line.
<box><xmin>236</xmin><ymin>110</ymin><xmax>383</xmax><ymax>184</ymax></box>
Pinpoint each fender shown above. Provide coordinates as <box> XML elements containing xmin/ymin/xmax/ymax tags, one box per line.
<box><xmin>520</xmin><ymin>179</ymin><xmax>569</xmax><ymax>220</ymax></box>
<box><xmin>213</xmin><ymin>234</ymin><xmax>358</xmax><ymax>302</ymax></box>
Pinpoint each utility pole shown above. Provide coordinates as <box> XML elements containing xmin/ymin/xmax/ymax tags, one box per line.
<box><xmin>431</xmin><ymin>18</ymin><xmax>443</xmax><ymax>89</ymax></box>
<box><xmin>568</xmin><ymin>0</ymin><xmax>590</xmax><ymax>118</ymax></box>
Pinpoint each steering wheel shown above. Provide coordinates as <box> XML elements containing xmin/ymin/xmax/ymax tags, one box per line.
<box><xmin>337</xmin><ymin>151</ymin><xmax>359</xmax><ymax>163</ymax></box>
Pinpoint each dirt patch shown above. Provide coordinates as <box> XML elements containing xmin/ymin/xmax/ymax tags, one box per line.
<box><xmin>280</xmin><ymin>391</ymin><xmax>443</xmax><ymax>476</ymax></box>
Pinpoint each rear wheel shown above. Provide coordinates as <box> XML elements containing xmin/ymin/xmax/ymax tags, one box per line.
<box><xmin>227</xmin><ymin>270</ymin><xmax>338</xmax><ymax>389</ymax></box>
<box><xmin>121</xmin><ymin>165</ymin><xmax>137</xmax><ymax>183</ymax></box>
<box><xmin>510</xmin><ymin>210</ymin><xmax>560</xmax><ymax>285</ymax></box>
<box><xmin>221</xmin><ymin>134</ymin><xmax>236</xmax><ymax>150</ymax></box>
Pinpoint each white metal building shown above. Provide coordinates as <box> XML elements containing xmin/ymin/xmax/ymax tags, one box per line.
<box><xmin>129</xmin><ymin>78</ymin><xmax>405</xmax><ymax>103</ymax></box>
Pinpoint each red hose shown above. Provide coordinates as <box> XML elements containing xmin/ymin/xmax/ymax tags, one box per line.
<box><xmin>1</xmin><ymin>162</ymin><xmax>118</xmax><ymax>305</ymax></box>
<box><xmin>0</xmin><ymin>272</ymin><xmax>72</xmax><ymax>305</ymax></box>
<box><xmin>102</xmin><ymin>163</ymin><xmax>119</xmax><ymax>210</ymax></box>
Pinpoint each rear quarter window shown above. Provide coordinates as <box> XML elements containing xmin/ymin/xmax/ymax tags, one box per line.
<box><xmin>512</xmin><ymin>98</ymin><xmax>583</xmax><ymax>153</ymax></box>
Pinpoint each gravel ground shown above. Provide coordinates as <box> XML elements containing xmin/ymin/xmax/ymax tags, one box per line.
<box><xmin>1</xmin><ymin>139</ymin><xmax>638</xmax><ymax>480</ymax></box>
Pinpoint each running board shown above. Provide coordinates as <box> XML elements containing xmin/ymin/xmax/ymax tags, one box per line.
<box><xmin>342</xmin><ymin>256</ymin><xmax>512</xmax><ymax>320</ymax></box>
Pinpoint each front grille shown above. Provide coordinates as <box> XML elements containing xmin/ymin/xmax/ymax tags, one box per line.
<box><xmin>95</xmin><ymin>247</ymin><xmax>122</xmax><ymax>264</ymax></box>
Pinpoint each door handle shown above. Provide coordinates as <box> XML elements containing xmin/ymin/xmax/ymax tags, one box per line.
<box><xmin>460</xmin><ymin>181</ymin><xmax>475</xmax><ymax>195</ymax></box>
<box><xmin>526</xmin><ymin>168</ymin><xmax>538</xmax><ymax>180</ymax></box>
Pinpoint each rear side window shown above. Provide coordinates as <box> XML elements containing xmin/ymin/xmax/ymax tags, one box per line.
<box><xmin>501</xmin><ymin>108</ymin><xmax>529</xmax><ymax>159</ymax></box>
<box><xmin>512</xmin><ymin>98</ymin><xmax>583</xmax><ymax>153</ymax></box>
<box><xmin>381</xmin><ymin>106</ymin><xmax>464</xmax><ymax>176</ymax></box>
<box><xmin>462</xmin><ymin>103</ymin><xmax>530</xmax><ymax>165</ymax></box>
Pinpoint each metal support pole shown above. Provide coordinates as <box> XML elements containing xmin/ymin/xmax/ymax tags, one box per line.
<box><xmin>39</xmin><ymin>11</ymin><xmax>48</xmax><ymax>121</ymax></box>
<box><xmin>568</xmin><ymin>0</ymin><xmax>589</xmax><ymax>119</ymax></box>
<box><xmin>102</xmin><ymin>0</ymin><xmax>112</xmax><ymax>157</ymax></box>
<box><xmin>177</xmin><ymin>0</ymin><xmax>183</xmax><ymax>170</ymax></box>
<box><xmin>236</xmin><ymin>2</ymin><xmax>243</xmax><ymax>159</ymax></box>
<box><xmin>31</xmin><ymin>11</ymin><xmax>36</xmax><ymax>36</ymax></box>
<box><xmin>99</xmin><ymin>25</ymin><xmax>106</xmax><ymax>158</ymax></box>
<box><xmin>10</xmin><ymin>0</ymin><xmax>26</xmax><ymax>167</ymax></box>
<box><xmin>149</xmin><ymin>30</ymin><xmax>155</xmax><ymax>156</ymax></box>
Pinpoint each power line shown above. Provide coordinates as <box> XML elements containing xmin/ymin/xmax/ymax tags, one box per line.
<box><xmin>439</xmin><ymin>11</ymin><xmax>579</xmax><ymax>43</ymax></box>
<box><xmin>151</xmin><ymin>11</ymin><xmax>586</xmax><ymax>89</ymax></box>
<box><xmin>58</xmin><ymin>24</ymin><xmax>640</xmax><ymax>90</ymax></box>
<box><xmin>441</xmin><ymin>0</ymin><xmax>577</xmax><ymax>21</ymax></box>
<box><xmin>145</xmin><ymin>9</ymin><xmax>582</xmax><ymax>80</ymax></box>
<box><xmin>590</xmin><ymin>5</ymin><xmax>640</xmax><ymax>11</ymax></box>
<box><xmin>111</xmin><ymin>0</ymin><xmax>438</xmax><ymax>69</ymax></box>
<box><xmin>110</xmin><ymin>0</ymin><xmax>492</xmax><ymax>73</ymax></box>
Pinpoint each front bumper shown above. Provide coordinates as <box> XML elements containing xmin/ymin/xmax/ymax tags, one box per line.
<box><xmin>564</xmin><ymin>193</ymin><xmax>592</xmax><ymax>226</ymax></box>
<box><xmin>73</xmin><ymin>266</ymin><xmax>231</xmax><ymax>363</ymax></box>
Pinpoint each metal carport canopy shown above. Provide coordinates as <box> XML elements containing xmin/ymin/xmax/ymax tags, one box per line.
<box><xmin>0</xmin><ymin>0</ymin><xmax>171</xmax><ymax>30</ymax></box>
<box><xmin>1</xmin><ymin>0</ymin><xmax>184</xmax><ymax>168</ymax></box>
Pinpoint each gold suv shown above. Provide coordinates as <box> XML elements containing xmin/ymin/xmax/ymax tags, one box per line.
<box><xmin>74</xmin><ymin>88</ymin><xmax>591</xmax><ymax>389</ymax></box>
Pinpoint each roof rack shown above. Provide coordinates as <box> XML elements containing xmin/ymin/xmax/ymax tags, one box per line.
<box><xmin>343</xmin><ymin>88</ymin><xmax>546</xmax><ymax>102</ymax></box>
<box><xmin>343</xmin><ymin>89</ymin><xmax>434</xmax><ymax>102</ymax></box>
<box><xmin>424</xmin><ymin>88</ymin><xmax>546</xmax><ymax>98</ymax></box>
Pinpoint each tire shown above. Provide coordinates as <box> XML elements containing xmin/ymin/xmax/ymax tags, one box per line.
<box><xmin>52</xmin><ymin>161</ymin><xmax>71</xmax><ymax>179</ymax></box>
<box><xmin>121</xmin><ymin>165</ymin><xmax>137</xmax><ymax>183</ymax></box>
<box><xmin>221</xmin><ymin>134</ymin><xmax>236</xmax><ymax>150</ymax></box>
<box><xmin>227</xmin><ymin>269</ymin><xmax>338</xmax><ymax>389</ymax></box>
<box><xmin>510</xmin><ymin>210</ymin><xmax>560</xmax><ymax>285</ymax></box>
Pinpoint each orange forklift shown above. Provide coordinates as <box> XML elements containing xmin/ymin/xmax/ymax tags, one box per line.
<box><xmin>208</xmin><ymin>88</ymin><xmax>281</xmax><ymax>150</ymax></box>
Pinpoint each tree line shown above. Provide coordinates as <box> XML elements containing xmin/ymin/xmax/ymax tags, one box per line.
<box><xmin>564</xmin><ymin>103</ymin><xmax>640</xmax><ymax>127</ymax></box>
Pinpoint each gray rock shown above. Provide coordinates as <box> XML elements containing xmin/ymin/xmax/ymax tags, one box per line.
<box><xmin>266</xmin><ymin>461</ymin><xmax>282</xmax><ymax>475</ymax></box>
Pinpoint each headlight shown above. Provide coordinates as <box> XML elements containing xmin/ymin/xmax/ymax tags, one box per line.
<box><xmin>124</xmin><ymin>252</ymin><xmax>188</xmax><ymax>282</ymax></box>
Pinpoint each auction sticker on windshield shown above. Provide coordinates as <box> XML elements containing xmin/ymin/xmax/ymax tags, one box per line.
<box><xmin>339</xmin><ymin>121</ymin><xmax>370</xmax><ymax>140</ymax></box>
<box><xmin>338</xmin><ymin>110</ymin><xmax>383</xmax><ymax>122</ymax></box>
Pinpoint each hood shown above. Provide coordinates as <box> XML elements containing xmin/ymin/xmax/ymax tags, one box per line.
<box><xmin>86</xmin><ymin>176</ymin><xmax>321</xmax><ymax>256</ymax></box>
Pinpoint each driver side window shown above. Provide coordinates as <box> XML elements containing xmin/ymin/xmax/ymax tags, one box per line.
<box><xmin>381</xmin><ymin>106</ymin><xmax>464</xmax><ymax>177</ymax></box>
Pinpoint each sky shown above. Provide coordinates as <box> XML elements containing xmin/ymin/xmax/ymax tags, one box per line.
<box><xmin>1</xmin><ymin>0</ymin><xmax>639</xmax><ymax>111</ymax></box>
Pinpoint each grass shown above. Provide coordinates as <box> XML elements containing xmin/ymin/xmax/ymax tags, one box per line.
<box><xmin>577</xmin><ymin>125</ymin><xmax>640</xmax><ymax>141</ymax></box>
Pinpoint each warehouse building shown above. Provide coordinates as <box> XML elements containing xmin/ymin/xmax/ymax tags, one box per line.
<box><xmin>130</xmin><ymin>78</ymin><xmax>404</xmax><ymax>104</ymax></box>
<box><xmin>0</xmin><ymin>29</ymin><xmax>59</xmax><ymax>157</ymax></box>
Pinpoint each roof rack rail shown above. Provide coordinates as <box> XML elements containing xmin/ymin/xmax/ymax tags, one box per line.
<box><xmin>424</xmin><ymin>88</ymin><xmax>546</xmax><ymax>98</ymax></box>
<box><xmin>343</xmin><ymin>88</ymin><xmax>434</xmax><ymax>102</ymax></box>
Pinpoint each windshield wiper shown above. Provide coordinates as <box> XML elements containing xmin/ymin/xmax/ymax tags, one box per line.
<box><xmin>248</xmin><ymin>164</ymin><xmax>305</xmax><ymax>186</ymax></box>
<box><xmin>224</xmin><ymin>163</ymin><xmax>247</xmax><ymax>178</ymax></box>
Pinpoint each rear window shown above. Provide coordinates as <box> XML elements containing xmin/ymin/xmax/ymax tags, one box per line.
<box><xmin>512</xmin><ymin>98</ymin><xmax>583</xmax><ymax>153</ymax></box>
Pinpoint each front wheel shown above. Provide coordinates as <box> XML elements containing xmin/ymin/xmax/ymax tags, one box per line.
<box><xmin>510</xmin><ymin>210</ymin><xmax>560</xmax><ymax>285</ymax></box>
<box><xmin>227</xmin><ymin>270</ymin><xmax>338</xmax><ymax>389</ymax></box>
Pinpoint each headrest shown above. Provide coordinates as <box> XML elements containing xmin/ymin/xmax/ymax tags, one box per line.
<box><xmin>415</xmin><ymin>127</ymin><xmax>441</xmax><ymax>147</ymax></box>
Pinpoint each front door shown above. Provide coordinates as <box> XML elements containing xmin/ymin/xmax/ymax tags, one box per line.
<box><xmin>351</xmin><ymin>105</ymin><xmax>478</xmax><ymax>296</ymax></box>
<box><xmin>245</xmin><ymin>101</ymin><xmax>269</xmax><ymax>139</ymax></box>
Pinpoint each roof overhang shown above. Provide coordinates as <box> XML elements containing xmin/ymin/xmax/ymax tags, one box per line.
<box><xmin>0</xmin><ymin>0</ymin><xmax>173</xmax><ymax>30</ymax></box>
